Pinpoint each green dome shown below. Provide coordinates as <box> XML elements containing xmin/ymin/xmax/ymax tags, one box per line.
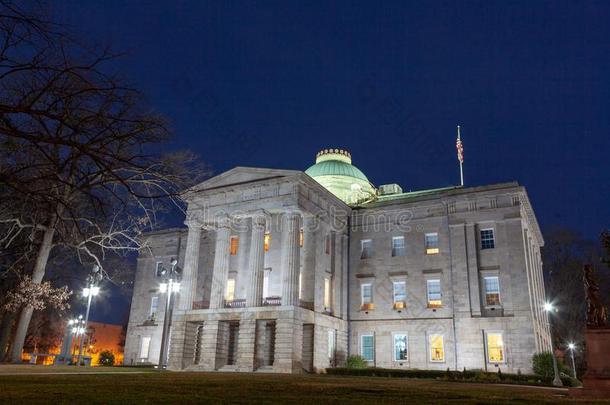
<box><xmin>305</xmin><ymin>149</ymin><xmax>376</xmax><ymax>205</ymax></box>
<box><xmin>305</xmin><ymin>160</ymin><xmax>370</xmax><ymax>182</ymax></box>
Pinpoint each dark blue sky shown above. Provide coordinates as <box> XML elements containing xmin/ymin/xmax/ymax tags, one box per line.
<box><xmin>56</xmin><ymin>1</ymin><xmax>609</xmax><ymax>322</ymax></box>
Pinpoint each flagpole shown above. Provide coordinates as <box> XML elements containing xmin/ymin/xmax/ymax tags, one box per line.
<box><xmin>457</xmin><ymin>125</ymin><xmax>464</xmax><ymax>186</ymax></box>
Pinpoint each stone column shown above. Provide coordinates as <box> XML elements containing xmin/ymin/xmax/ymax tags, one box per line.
<box><xmin>246</xmin><ymin>213</ymin><xmax>267</xmax><ymax>307</ymax></box>
<box><xmin>177</xmin><ymin>220</ymin><xmax>202</xmax><ymax>310</ymax></box>
<box><xmin>198</xmin><ymin>320</ymin><xmax>220</xmax><ymax>370</ymax></box>
<box><xmin>301</xmin><ymin>215</ymin><xmax>316</xmax><ymax>304</ymax></box>
<box><xmin>281</xmin><ymin>211</ymin><xmax>301</xmax><ymax>306</ymax></box>
<box><xmin>236</xmin><ymin>317</ymin><xmax>257</xmax><ymax>371</ymax></box>
<box><xmin>209</xmin><ymin>217</ymin><xmax>231</xmax><ymax>309</ymax></box>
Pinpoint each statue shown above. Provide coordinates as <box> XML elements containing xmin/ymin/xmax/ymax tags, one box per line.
<box><xmin>583</xmin><ymin>264</ymin><xmax>607</xmax><ymax>328</ymax></box>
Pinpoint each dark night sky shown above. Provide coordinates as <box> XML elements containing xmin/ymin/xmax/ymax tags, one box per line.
<box><xmin>55</xmin><ymin>1</ymin><xmax>610</xmax><ymax>323</ymax></box>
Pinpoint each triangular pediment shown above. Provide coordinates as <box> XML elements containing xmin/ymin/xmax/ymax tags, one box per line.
<box><xmin>188</xmin><ymin>166</ymin><xmax>302</xmax><ymax>192</ymax></box>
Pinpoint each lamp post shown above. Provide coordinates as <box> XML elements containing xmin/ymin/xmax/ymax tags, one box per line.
<box><xmin>568</xmin><ymin>343</ymin><xmax>577</xmax><ymax>379</ymax></box>
<box><xmin>158</xmin><ymin>257</ymin><xmax>180</xmax><ymax>369</ymax></box>
<box><xmin>70</xmin><ymin>315</ymin><xmax>85</xmax><ymax>363</ymax></box>
<box><xmin>77</xmin><ymin>265</ymin><xmax>103</xmax><ymax>366</ymax></box>
<box><xmin>543</xmin><ymin>302</ymin><xmax>563</xmax><ymax>387</ymax></box>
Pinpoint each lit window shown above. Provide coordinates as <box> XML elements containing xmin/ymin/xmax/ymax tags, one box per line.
<box><xmin>264</xmin><ymin>232</ymin><xmax>271</xmax><ymax>252</ymax></box>
<box><xmin>393</xmin><ymin>333</ymin><xmax>408</xmax><ymax>361</ymax></box>
<box><xmin>429</xmin><ymin>334</ymin><xmax>444</xmax><ymax>362</ymax></box>
<box><xmin>425</xmin><ymin>233</ymin><xmax>439</xmax><ymax>255</ymax></box>
<box><xmin>328</xmin><ymin>330</ymin><xmax>336</xmax><ymax>364</ymax></box>
<box><xmin>225</xmin><ymin>278</ymin><xmax>236</xmax><ymax>301</ymax></box>
<box><xmin>392</xmin><ymin>236</ymin><xmax>406</xmax><ymax>257</ymax></box>
<box><xmin>361</xmin><ymin>334</ymin><xmax>374</xmax><ymax>362</ymax></box>
<box><xmin>486</xmin><ymin>332</ymin><xmax>505</xmax><ymax>363</ymax></box>
<box><xmin>393</xmin><ymin>281</ymin><xmax>406</xmax><ymax>303</ymax></box>
<box><xmin>427</xmin><ymin>279</ymin><xmax>442</xmax><ymax>308</ymax></box>
<box><xmin>324</xmin><ymin>277</ymin><xmax>331</xmax><ymax>309</ymax></box>
<box><xmin>299</xmin><ymin>229</ymin><xmax>304</xmax><ymax>247</ymax></box>
<box><xmin>480</xmin><ymin>229</ymin><xmax>495</xmax><ymax>250</ymax></box>
<box><xmin>484</xmin><ymin>276</ymin><xmax>501</xmax><ymax>306</ymax></box>
<box><xmin>139</xmin><ymin>336</ymin><xmax>151</xmax><ymax>359</ymax></box>
<box><xmin>361</xmin><ymin>283</ymin><xmax>372</xmax><ymax>305</ymax></box>
<box><xmin>149</xmin><ymin>296</ymin><xmax>158</xmax><ymax>318</ymax></box>
<box><xmin>360</xmin><ymin>239</ymin><xmax>372</xmax><ymax>259</ymax></box>
<box><xmin>263</xmin><ymin>268</ymin><xmax>271</xmax><ymax>298</ymax></box>
<box><xmin>230</xmin><ymin>236</ymin><xmax>239</xmax><ymax>255</ymax></box>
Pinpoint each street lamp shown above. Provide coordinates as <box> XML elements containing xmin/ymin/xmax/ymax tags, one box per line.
<box><xmin>543</xmin><ymin>302</ymin><xmax>563</xmax><ymax>387</ymax></box>
<box><xmin>69</xmin><ymin>315</ymin><xmax>85</xmax><ymax>362</ymax></box>
<box><xmin>158</xmin><ymin>257</ymin><xmax>180</xmax><ymax>369</ymax></box>
<box><xmin>77</xmin><ymin>265</ymin><xmax>103</xmax><ymax>366</ymax></box>
<box><xmin>567</xmin><ymin>343</ymin><xmax>577</xmax><ymax>379</ymax></box>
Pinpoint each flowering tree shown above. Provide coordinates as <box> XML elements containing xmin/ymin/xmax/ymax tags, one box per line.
<box><xmin>2</xmin><ymin>277</ymin><xmax>71</xmax><ymax>313</ymax></box>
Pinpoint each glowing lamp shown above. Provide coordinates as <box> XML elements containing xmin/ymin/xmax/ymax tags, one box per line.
<box><xmin>159</xmin><ymin>283</ymin><xmax>168</xmax><ymax>293</ymax></box>
<box><xmin>172</xmin><ymin>282</ymin><xmax>181</xmax><ymax>293</ymax></box>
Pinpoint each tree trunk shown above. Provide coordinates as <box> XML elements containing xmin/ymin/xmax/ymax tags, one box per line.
<box><xmin>9</xmin><ymin>222</ymin><xmax>56</xmax><ymax>363</ymax></box>
<box><xmin>0</xmin><ymin>311</ymin><xmax>16</xmax><ymax>362</ymax></box>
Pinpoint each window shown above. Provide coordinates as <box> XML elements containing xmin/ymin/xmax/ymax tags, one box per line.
<box><xmin>427</xmin><ymin>279</ymin><xmax>442</xmax><ymax>308</ymax></box>
<box><xmin>486</xmin><ymin>332</ymin><xmax>505</xmax><ymax>363</ymax></box>
<box><xmin>361</xmin><ymin>334</ymin><xmax>374</xmax><ymax>362</ymax></box>
<box><xmin>393</xmin><ymin>333</ymin><xmax>408</xmax><ymax>361</ymax></box>
<box><xmin>425</xmin><ymin>233</ymin><xmax>439</xmax><ymax>255</ymax></box>
<box><xmin>480</xmin><ymin>229</ymin><xmax>495</xmax><ymax>250</ymax></box>
<box><xmin>139</xmin><ymin>336</ymin><xmax>151</xmax><ymax>359</ymax></box>
<box><xmin>299</xmin><ymin>229</ymin><xmax>304</xmax><ymax>247</ymax></box>
<box><xmin>429</xmin><ymin>334</ymin><xmax>444</xmax><ymax>362</ymax></box>
<box><xmin>393</xmin><ymin>281</ymin><xmax>406</xmax><ymax>303</ymax></box>
<box><xmin>225</xmin><ymin>278</ymin><xmax>236</xmax><ymax>301</ymax></box>
<box><xmin>263</xmin><ymin>268</ymin><xmax>271</xmax><ymax>298</ymax></box>
<box><xmin>360</xmin><ymin>239</ymin><xmax>372</xmax><ymax>259</ymax></box>
<box><xmin>155</xmin><ymin>261</ymin><xmax>163</xmax><ymax>277</ymax></box>
<box><xmin>484</xmin><ymin>276</ymin><xmax>501</xmax><ymax>306</ymax></box>
<box><xmin>324</xmin><ymin>277</ymin><xmax>331</xmax><ymax>309</ymax></box>
<box><xmin>230</xmin><ymin>236</ymin><xmax>239</xmax><ymax>255</ymax></box>
<box><xmin>149</xmin><ymin>296</ymin><xmax>158</xmax><ymax>318</ymax></box>
<box><xmin>328</xmin><ymin>330</ymin><xmax>336</xmax><ymax>364</ymax></box>
<box><xmin>325</xmin><ymin>234</ymin><xmax>331</xmax><ymax>254</ymax></box>
<box><xmin>392</xmin><ymin>236</ymin><xmax>406</xmax><ymax>257</ymax></box>
<box><xmin>361</xmin><ymin>283</ymin><xmax>372</xmax><ymax>305</ymax></box>
<box><xmin>264</xmin><ymin>232</ymin><xmax>271</xmax><ymax>252</ymax></box>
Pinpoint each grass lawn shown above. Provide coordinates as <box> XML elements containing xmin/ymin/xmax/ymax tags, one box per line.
<box><xmin>0</xmin><ymin>369</ymin><xmax>602</xmax><ymax>404</ymax></box>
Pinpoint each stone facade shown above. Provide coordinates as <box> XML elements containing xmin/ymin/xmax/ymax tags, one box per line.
<box><xmin>124</xmin><ymin>161</ymin><xmax>549</xmax><ymax>374</ymax></box>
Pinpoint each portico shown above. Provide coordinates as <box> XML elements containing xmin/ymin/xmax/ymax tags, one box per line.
<box><xmin>162</xmin><ymin>167</ymin><xmax>349</xmax><ymax>373</ymax></box>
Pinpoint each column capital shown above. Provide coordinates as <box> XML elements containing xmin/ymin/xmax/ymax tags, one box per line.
<box><xmin>184</xmin><ymin>210</ymin><xmax>205</xmax><ymax>228</ymax></box>
<box><xmin>214</xmin><ymin>215</ymin><xmax>231</xmax><ymax>229</ymax></box>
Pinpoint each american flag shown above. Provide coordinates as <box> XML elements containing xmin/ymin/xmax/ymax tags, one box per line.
<box><xmin>456</xmin><ymin>127</ymin><xmax>464</xmax><ymax>164</ymax></box>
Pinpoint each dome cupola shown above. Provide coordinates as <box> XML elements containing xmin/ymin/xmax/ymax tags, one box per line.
<box><xmin>305</xmin><ymin>149</ymin><xmax>376</xmax><ymax>205</ymax></box>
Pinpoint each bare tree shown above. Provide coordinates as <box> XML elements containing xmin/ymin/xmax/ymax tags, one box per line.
<box><xmin>0</xmin><ymin>2</ymin><xmax>205</xmax><ymax>362</ymax></box>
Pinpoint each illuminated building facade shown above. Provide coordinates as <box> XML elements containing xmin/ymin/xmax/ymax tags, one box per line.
<box><xmin>124</xmin><ymin>149</ymin><xmax>550</xmax><ymax>373</ymax></box>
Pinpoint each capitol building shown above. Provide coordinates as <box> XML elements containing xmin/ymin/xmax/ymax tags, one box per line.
<box><xmin>124</xmin><ymin>149</ymin><xmax>550</xmax><ymax>374</ymax></box>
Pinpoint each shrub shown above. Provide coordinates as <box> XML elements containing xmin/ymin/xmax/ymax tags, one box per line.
<box><xmin>345</xmin><ymin>355</ymin><xmax>368</xmax><ymax>369</ymax></box>
<box><xmin>98</xmin><ymin>350</ymin><xmax>115</xmax><ymax>366</ymax></box>
<box><xmin>532</xmin><ymin>352</ymin><xmax>555</xmax><ymax>377</ymax></box>
<box><xmin>325</xmin><ymin>367</ymin><xmax>569</xmax><ymax>387</ymax></box>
